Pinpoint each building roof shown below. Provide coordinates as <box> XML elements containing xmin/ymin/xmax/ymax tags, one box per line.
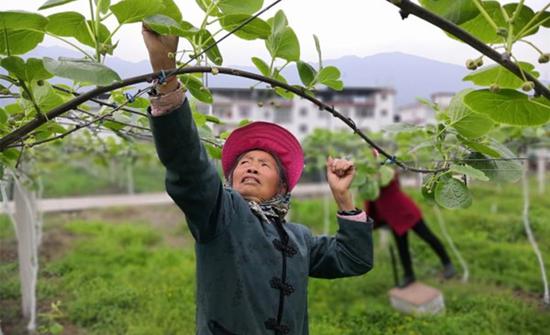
<box><xmin>208</xmin><ymin>86</ymin><xmax>395</xmax><ymax>100</ymax></box>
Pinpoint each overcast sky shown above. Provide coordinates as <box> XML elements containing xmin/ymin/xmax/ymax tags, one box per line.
<box><xmin>3</xmin><ymin>0</ymin><xmax>549</xmax><ymax>79</ymax></box>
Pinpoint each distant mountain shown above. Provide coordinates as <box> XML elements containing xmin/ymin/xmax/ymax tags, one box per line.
<box><xmin>28</xmin><ymin>46</ymin><xmax>471</xmax><ymax>106</ymax></box>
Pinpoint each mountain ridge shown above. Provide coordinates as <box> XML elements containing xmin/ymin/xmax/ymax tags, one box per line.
<box><xmin>28</xmin><ymin>46</ymin><xmax>471</xmax><ymax>106</ymax></box>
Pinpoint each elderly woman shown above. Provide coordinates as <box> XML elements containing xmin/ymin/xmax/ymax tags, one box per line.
<box><xmin>144</xmin><ymin>27</ymin><xmax>373</xmax><ymax>335</ymax></box>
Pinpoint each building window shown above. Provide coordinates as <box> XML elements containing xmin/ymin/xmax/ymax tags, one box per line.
<box><xmin>356</xmin><ymin>107</ymin><xmax>374</xmax><ymax>118</ymax></box>
<box><xmin>239</xmin><ymin>105</ymin><xmax>251</xmax><ymax>118</ymax></box>
<box><xmin>196</xmin><ymin>104</ymin><xmax>209</xmax><ymax>115</ymax></box>
<box><xmin>213</xmin><ymin>104</ymin><xmax>232</xmax><ymax>118</ymax></box>
<box><xmin>299</xmin><ymin>124</ymin><xmax>308</xmax><ymax>134</ymax></box>
<box><xmin>381</xmin><ymin>109</ymin><xmax>388</xmax><ymax>117</ymax></box>
<box><xmin>274</xmin><ymin>107</ymin><xmax>292</xmax><ymax>123</ymax></box>
<box><xmin>380</xmin><ymin>92</ymin><xmax>387</xmax><ymax>101</ymax></box>
<box><xmin>299</xmin><ymin>107</ymin><xmax>308</xmax><ymax>117</ymax></box>
<box><xmin>393</xmin><ymin>115</ymin><xmax>401</xmax><ymax>122</ymax></box>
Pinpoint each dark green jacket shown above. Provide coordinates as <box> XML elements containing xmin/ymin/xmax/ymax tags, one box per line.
<box><xmin>149</xmin><ymin>99</ymin><xmax>374</xmax><ymax>335</ymax></box>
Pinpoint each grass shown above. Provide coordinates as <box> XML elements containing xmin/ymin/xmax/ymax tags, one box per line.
<box><xmin>1</xmin><ymin>178</ymin><xmax>549</xmax><ymax>334</ymax></box>
<box><xmin>40</xmin><ymin>162</ymin><xmax>165</xmax><ymax>198</ymax></box>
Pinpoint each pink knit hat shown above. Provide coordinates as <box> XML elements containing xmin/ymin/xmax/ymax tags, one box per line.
<box><xmin>221</xmin><ymin>122</ymin><xmax>304</xmax><ymax>191</ymax></box>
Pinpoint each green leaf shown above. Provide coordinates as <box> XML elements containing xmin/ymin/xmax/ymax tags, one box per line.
<box><xmin>218</xmin><ymin>0</ymin><xmax>263</xmax><ymax>15</ymax></box>
<box><xmin>458</xmin><ymin>137</ymin><xmax>501</xmax><ymax>157</ymax></box>
<box><xmin>47</xmin><ymin>12</ymin><xmax>112</xmax><ymax>49</ymax></box>
<box><xmin>450</xmin><ymin>164</ymin><xmax>489</xmax><ymax>181</ymax></box>
<box><xmin>2</xmin><ymin>148</ymin><xmax>19</xmax><ymax>161</ymax></box>
<box><xmin>266</xmin><ymin>26</ymin><xmax>300</xmax><ymax>62</ymax></box>
<box><xmin>195</xmin><ymin>0</ymin><xmax>222</xmax><ymax>17</ymax></box>
<box><xmin>0</xmin><ymin>108</ymin><xmax>8</xmax><ymax>124</ymax></box>
<box><xmin>297</xmin><ymin>61</ymin><xmax>317</xmax><ymax>87</ymax></box>
<box><xmin>1</xmin><ymin>56</ymin><xmax>52</xmax><ymax>82</ymax></box>
<box><xmin>110</xmin><ymin>0</ymin><xmax>163</xmax><ymax>24</ymax></box>
<box><xmin>503</xmin><ymin>3</ymin><xmax>538</xmax><ymax>38</ymax></box>
<box><xmin>219</xmin><ymin>15</ymin><xmax>270</xmax><ymax>40</ymax></box>
<box><xmin>421</xmin><ymin>179</ymin><xmax>436</xmax><ymax>203</ymax></box>
<box><xmin>317</xmin><ymin>66</ymin><xmax>343</xmax><ymax>90</ymax></box>
<box><xmin>359</xmin><ymin>179</ymin><xmax>380</xmax><ymax>201</ymax></box>
<box><xmin>103</xmin><ymin>120</ymin><xmax>125</xmax><ymax>131</ymax></box>
<box><xmin>113</xmin><ymin>111</ymin><xmax>132</xmax><ymax>126</ymax></box>
<box><xmin>25</xmin><ymin>81</ymin><xmax>64</xmax><ymax>112</ymax></box>
<box><xmin>251</xmin><ymin>57</ymin><xmax>270</xmax><ymax>76</ymax></box>
<box><xmin>351</xmin><ymin>173</ymin><xmax>367</xmax><ymax>188</ymax></box>
<box><xmin>158</xmin><ymin>0</ymin><xmax>182</xmax><ymax>22</ymax></box>
<box><xmin>539</xmin><ymin>11</ymin><xmax>550</xmax><ymax>27</ymax></box>
<box><xmin>434</xmin><ymin>176</ymin><xmax>472</xmax><ymax>209</ymax></box>
<box><xmin>143</xmin><ymin>14</ymin><xmax>184</xmax><ymax>36</ymax></box>
<box><xmin>0</xmin><ymin>11</ymin><xmax>47</xmax><ymax>31</ymax></box>
<box><xmin>206</xmin><ymin>144</ymin><xmax>222</xmax><ymax>160</ymax></box>
<box><xmin>378</xmin><ymin>165</ymin><xmax>395</xmax><ymax>187</ymax></box>
<box><xmin>467</xmin><ymin>147</ymin><xmax>522</xmax><ymax>183</ymax></box>
<box><xmin>463</xmin><ymin>89</ymin><xmax>550</xmax><ymax>126</ymax></box>
<box><xmin>269</xmin><ymin>10</ymin><xmax>287</xmax><ymax>33</ymax></box>
<box><xmin>447</xmin><ymin>89</ymin><xmax>494</xmax><ymax>138</ymax></box>
<box><xmin>192</xmin><ymin>111</ymin><xmax>207</xmax><ymax>127</ymax></box>
<box><xmin>317</xmin><ymin>66</ymin><xmax>340</xmax><ymax>82</ymax></box>
<box><xmin>458</xmin><ymin>1</ymin><xmax>506</xmax><ymax>44</ymax></box>
<box><xmin>36</xmin><ymin>119</ymin><xmax>66</xmax><ymax>136</ymax></box>
<box><xmin>0</xmin><ymin>11</ymin><xmax>48</xmax><ymax>55</ymax></box>
<box><xmin>273</xmin><ymin>72</ymin><xmax>293</xmax><ymax>100</ymax></box>
<box><xmin>39</xmin><ymin>0</ymin><xmax>77</xmax><ymax>10</ymax></box>
<box><xmin>179</xmin><ymin>74</ymin><xmax>213</xmax><ymax>103</ymax></box>
<box><xmin>196</xmin><ymin>29</ymin><xmax>223</xmax><ymax>65</ymax></box>
<box><xmin>420</xmin><ymin>0</ymin><xmax>479</xmax><ymax>24</ymax></box>
<box><xmin>95</xmin><ymin>0</ymin><xmax>111</xmax><ymax>14</ymax></box>
<box><xmin>313</xmin><ymin>34</ymin><xmax>322</xmax><ymax>67</ymax></box>
<box><xmin>43</xmin><ymin>57</ymin><xmax>121</xmax><ymax>86</ymax></box>
<box><xmin>463</xmin><ymin>62</ymin><xmax>539</xmax><ymax>89</ymax></box>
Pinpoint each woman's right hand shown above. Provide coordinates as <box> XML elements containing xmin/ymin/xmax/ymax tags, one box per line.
<box><xmin>142</xmin><ymin>24</ymin><xmax>179</xmax><ymax>93</ymax></box>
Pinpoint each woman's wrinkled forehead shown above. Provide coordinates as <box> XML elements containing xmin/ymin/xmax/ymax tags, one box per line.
<box><xmin>237</xmin><ymin>149</ymin><xmax>278</xmax><ymax>164</ymax></box>
<box><xmin>230</xmin><ymin>149</ymin><xmax>288</xmax><ymax>186</ymax></box>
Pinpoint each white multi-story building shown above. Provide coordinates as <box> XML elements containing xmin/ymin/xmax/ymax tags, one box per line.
<box><xmin>196</xmin><ymin>87</ymin><xmax>396</xmax><ymax>141</ymax></box>
<box><xmin>397</xmin><ymin>92</ymin><xmax>454</xmax><ymax>125</ymax></box>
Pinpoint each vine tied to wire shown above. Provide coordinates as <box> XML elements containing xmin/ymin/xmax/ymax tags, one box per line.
<box><xmin>2</xmin><ymin>0</ymin><xmax>541</xmax><ymax>174</ymax></box>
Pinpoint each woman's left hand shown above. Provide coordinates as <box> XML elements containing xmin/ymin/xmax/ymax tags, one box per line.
<box><xmin>326</xmin><ymin>157</ymin><xmax>356</xmax><ymax>211</ymax></box>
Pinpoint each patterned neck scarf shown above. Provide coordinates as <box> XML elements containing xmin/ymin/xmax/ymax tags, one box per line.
<box><xmin>247</xmin><ymin>193</ymin><xmax>291</xmax><ymax>225</ymax></box>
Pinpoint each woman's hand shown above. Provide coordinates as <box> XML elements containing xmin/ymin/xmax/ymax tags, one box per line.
<box><xmin>142</xmin><ymin>24</ymin><xmax>179</xmax><ymax>93</ymax></box>
<box><xmin>326</xmin><ymin>157</ymin><xmax>356</xmax><ymax>211</ymax></box>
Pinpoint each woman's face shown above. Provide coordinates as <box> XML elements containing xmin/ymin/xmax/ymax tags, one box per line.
<box><xmin>231</xmin><ymin>150</ymin><xmax>286</xmax><ymax>202</ymax></box>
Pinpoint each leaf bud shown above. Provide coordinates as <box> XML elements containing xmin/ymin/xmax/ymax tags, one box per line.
<box><xmin>538</xmin><ymin>54</ymin><xmax>550</xmax><ymax>64</ymax></box>
<box><xmin>465</xmin><ymin>59</ymin><xmax>477</xmax><ymax>70</ymax></box>
<box><xmin>167</xmin><ymin>52</ymin><xmax>175</xmax><ymax>59</ymax></box>
<box><xmin>37</xmin><ymin>80</ymin><xmax>44</xmax><ymax>86</ymax></box>
<box><xmin>490</xmin><ymin>84</ymin><xmax>500</xmax><ymax>93</ymax></box>
<box><xmin>522</xmin><ymin>81</ymin><xmax>535</xmax><ymax>92</ymax></box>
<box><xmin>257</xmin><ymin>101</ymin><xmax>264</xmax><ymax>108</ymax></box>
<box><xmin>475</xmin><ymin>57</ymin><xmax>484</xmax><ymax>67</ymax></box>
<box><xmin>496</xmin><ymin>27</ymin><xmax>508</xmax><ymax>38</ymax></box>
<box><xmin>211</xmin><ymin>67</ymin><xmax>219</xmax><ymax>75</ymax></box>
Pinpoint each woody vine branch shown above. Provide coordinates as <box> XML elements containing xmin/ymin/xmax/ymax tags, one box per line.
<box><xmin>387</xmin><ymin>0</ymin><xmax>550</xmax><ymax>99</ymax></box>
<box><xmin>0</xmin><ymin>66</ymin><xmax>445</xmax><ymax>173</ymax></box>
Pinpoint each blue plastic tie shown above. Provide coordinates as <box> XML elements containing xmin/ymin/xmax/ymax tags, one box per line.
<box><xmin>383</xmin><ymin>155</ymin><xmax>397</xmax><ymax>165</ymax></box>
<box><xmin>157</xmin><ymin>70</ymin><xmax>167</xmax><ymax>85</ymax></box>
<box><xmin>125</xmin><ymin>92</ymin><xmax>135</xmax><ymax>103</ymax></box>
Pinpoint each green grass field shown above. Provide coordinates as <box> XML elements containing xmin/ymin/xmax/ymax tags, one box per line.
<box><xmin>1</xmin><ymin>179</ymin><xmax>549</xmax><ymax>334</ymax></box>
